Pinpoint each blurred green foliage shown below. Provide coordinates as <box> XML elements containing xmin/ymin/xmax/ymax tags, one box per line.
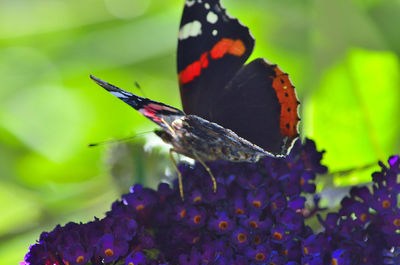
<box><xmin>0</xmin><ymin>0</ymin><xmax>399</xmax><ymax>263</ymax></box>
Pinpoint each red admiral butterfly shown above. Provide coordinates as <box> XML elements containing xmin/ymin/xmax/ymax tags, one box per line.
<box><xmin>91</xmin><ymin>0</ymin><xmax>300</xmax><ymax>200</ymax></box>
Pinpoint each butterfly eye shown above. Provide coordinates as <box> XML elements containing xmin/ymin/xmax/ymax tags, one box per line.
<box><xmin>172</xmin><ymin>118</ymin><xmax>184</xmax><ymax>129</ymax></box>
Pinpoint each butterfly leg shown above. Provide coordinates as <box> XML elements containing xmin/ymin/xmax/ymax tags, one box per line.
<box><xmin>193</xmin><ymin>152</ymin><xmax>217</xmax><ymax>193</ymax></box>
<box><xmin>169</xmin><ymin>149</ymin><xmax>184</xmax><ymax>201</ymax></box>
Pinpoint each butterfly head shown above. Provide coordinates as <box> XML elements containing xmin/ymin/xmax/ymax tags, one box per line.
<box><xmin>154</xmin><ymin>129</ymin><xmax>173</xmax><ymax>145</ymax></box>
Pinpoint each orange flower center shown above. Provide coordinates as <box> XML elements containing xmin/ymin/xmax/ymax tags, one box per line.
<box><xmin>235</xmin><ymin>208</ymin><xmax>244</xmax><ymax>215</ymax></box>
<box><xmin>382</xmin><ymin>200</ymin><xmax>391</xmax><ymax>208</ymax></box>
<box><xmin>304</xmin><ymin>247</ymin><xmax>309</xmax><ymax>255</ymax></box>
<box><xmin>136</xmin><ymin>204</ymin><xmax>144</xmax><ymax>211</ymax></box>
<box><xmin>300</xmin><ymin>177</ymin><xmax>305</xmax><ymax>185</ymax></box>
<box><xmin>76</xmin><ymin>256</ymin><xmax>85</xmax><ymax>263</ymax></box>
<box><xmin>193</xmin><ymin>196</ymin><xmax>202</xmax><ymax>202</ymax></box>
<box><xmin>104</xmin><ymin>249</ymin><xmax>114</xmax><ymax>256</ymax></box>
<box><xmin>360</xmin><ymin>213</ymin><xmax>367</xmax><ymax>222</ymax></box>
<box><xmin>249</xmin><ymin>221</ymin><xmax>258</xmax><ymax>228</ymax></box>
<box><xmin>255</xmin><ymin>253</ymin><xmax>265</xmax><ymax>261</ymax></box>
<box><xmin>193</xmin><ymin>215</ymin><xmax>202</xmax><ymax>224</ymax></box>
<box><xmin>273</xmin><ymin>232</ymin><xmax>283</xmax><ymax>241</ymax></box>
<box><xmin>218</xmin><ymin>221</ymin><xmax>229</xmax><ymax>230</ymax></box>
<box><xmin>180</xmin><ymin>209</ymin><xmax>186</xmax><ymax>218</ymax></box>
<box><xmin>252</xmin><ymin>201</ymin><xmax>262</xmax><ymax>208</ymax></box>
<box><xmin>237</xmin><ymin>233</ymin><xmax>247</xmax><ymax>243</ymax></box>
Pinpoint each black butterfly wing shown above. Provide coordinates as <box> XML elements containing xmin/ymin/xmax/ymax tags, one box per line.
<box><xmin>208</xmin><ymin>58</ymin><xmax>300</xmax><ymax>156</ymax></box>
<box><xmin>177</xmin><ymin>0</ymin><xmax>254</xmax><ymax>118</ymax></box>
<box><xmin>90</xmin><ymin>75</ymin><xmax>185</xmax><ymax>130</ymax></box>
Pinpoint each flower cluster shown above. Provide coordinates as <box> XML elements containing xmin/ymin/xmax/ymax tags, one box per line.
<box><xmin>315</xmin><ymin>154</ymin><xmax>400</xmax><ymax>265</ymax></box>
<box><xmin>23</xmin><ymin>190</ymin><xmax>160</xmax><ymax>265</ymax></box>
<box><xmin>23</xmin><ymin>139</ymin><xmax>400</xmax><ymax>265</ymax></box>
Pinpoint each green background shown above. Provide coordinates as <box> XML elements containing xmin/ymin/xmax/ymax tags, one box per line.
<box><xmin>0</xmin><ymin>0</ymin><xmax>399</xmax><ymax>263</ymax></box>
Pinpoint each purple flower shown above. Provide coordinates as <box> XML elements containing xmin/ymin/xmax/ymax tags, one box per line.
<box><xmin>125</xmin><ymin>251</ymin><xmax>147</xmax><ymax>265</ymax></box>
<box><xmin>287</xmin><ymin>196</ymin><xmax>306</xmax><ymax>210</ymax></box>
<box><xmin>245</xmin><ymin>244</ymin><xmax>270</xmax><ymax>263</ymax></box>
<box><xmin>110</xmin><ymin>216</ymin><xmax>138</xmax><ymax>241</ymax></box>
<box><xmin>247</xmin><ymin>188</ymin><xmax>269</xmax><ymax>210</ymax></box>
<box><xmin>381</xmin><ymin>209</ymin><xmax>400</xmax><ymax>235</ymax></box>
<box><xmin>270</xmin><ymin>193</ymin><xmax>287</xmax><ymax>212</ymax></box>
<box><xmin>123</xmin><ymin>184</ymin><xmax>157</xmax><ymax>213</ymax></box>
<box><xmin>240</xmin><ymin>211</ymin><xmax>272</xmax><ymax>231</ymax></box>
<box><xmin>388</xmin><ymin>155</ymin><xmax>399</xmax><ymax>168</ymax></box>
<box><xmin>207</xmin><ymin>211</ymin><xmax>233</xmax><ymax>234</ymax></box>
<box><xmin>331</xmin><ymin>249</ymin><xmax>351</xmax><ymax>265</ymax></box>
<box><xmin>178</xmin><ymin>248</ymin><xmax>201</xmax><ymax>265</ymax></box>
<box><xmin>282</xmin><ymin>240</ymin><xmax>302</xmax><ymax>260</ymax></box>
<box><xmin>278</xmin><ymin>209</ymin><xmax>304</xmax><ymax>231</ymax></box>
<box><xmin>186</xmin><ymin>207</ymin><xmax>207</xmax><ymax>228</ymax></box>
<box><xmin>188</xmin><ymin>189</ymin><xmax>203</xmax><ymax>204</ymax></box>
<box><xmin>270</xmin><ymin>225</ymin><xmax>290</xmax><ymax>243</ymax></box>
<box><xmin>96</xmin><ymin>234</ymin><xmax>128</xmax><ymax>263</ymax></box>
<box><xmin>302</xmin><ymin>234</ymin><xmax>329</xmax><ymax>256</ymax></box>
<box><xmin>62</xmin><ymin>244</ymin><xmax>91</xmax><ymax>265</ymax></box>
<box><xmin>372</xmin><ymin>187</ymin><xmax>397</xmax><ymax>213</ymax></box>
<box><xmin>231</xmin><ymin>197</ymin><xmax>247</xmax><ymax>216</ymax></box>
<box><xmin>301</xmin><ymin>254</ymin><xmax>324</xmax><ymax>265</ymax></box>
<box><xmin>231</xmin><ymin>227</ymin><xmax>250</xmax><ymax>250</ymax></box>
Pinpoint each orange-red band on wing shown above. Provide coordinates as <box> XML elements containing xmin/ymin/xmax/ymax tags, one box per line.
<box><xmin>271</xmin><ymin>66</ymin><xmax>300</xmax><ymax>137</ymax></box>
<box><xmin>210</xmin><ymin>38</ymin><xmax>245</xmax><ymax>59</ymax></box>
<box><xmin>178</xmin><ymin>38</ymin><xmax>246</xmax><ymax>85</ymax></box>
<box><xmin>179</xmin><ymin>52</ymin><xmax>209</xmax><ymax>85</ymax></box>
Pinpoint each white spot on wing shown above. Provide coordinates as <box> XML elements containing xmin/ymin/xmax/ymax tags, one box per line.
<box><xmin>212</xmin><ymin>29</ymin><xmax>218</xmax><ymax>36</ymax></box>
<box><xmin>178</xmin><ymin>20</ymin><xmax>202</xmax><ymax>40</ymax></box>
<box><xmin>206</xmin><ymin>11</ymin><xmax>218</xmax><ymax>24</ymax></box>
<box><xmin>185</xmin><ymin>0</ymin><xmax>195</xmax><ymax>7</ymax></box>
<box><xmin>204</xmin><ymin>3</ymin><xmax>210</xmax><ymax>9</ymax></box>
<box><xmin>110</xmin><ymin>91</ymin><xmax>128</xmax><ymax>98</ymax></box>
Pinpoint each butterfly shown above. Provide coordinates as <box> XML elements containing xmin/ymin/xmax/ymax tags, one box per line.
<box><xmin>91</xmin><ymin>0</ymin><xmax>300</xmax><ymax>200</ymax></box>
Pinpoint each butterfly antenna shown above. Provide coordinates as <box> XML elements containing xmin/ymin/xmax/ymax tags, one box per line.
<box><xmin>134</xmin><ymin>81</ymin><xmax>147</xmax><ymax>98</ymax></box>
<box><xmin>325</xmin><ymin>162</ymin><xmax>377</xmax><ymax>177</ymax></box>
<box><xmin>88</xmin><ymin>131</ymin><xmax>154</xmax><ymax>147</ymax></box>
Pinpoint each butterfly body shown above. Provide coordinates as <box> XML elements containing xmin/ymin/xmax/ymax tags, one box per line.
<box><xmin>156</xmin><ymin>114</ymin><xmax>269</xmax><ymax>163</ymax></box>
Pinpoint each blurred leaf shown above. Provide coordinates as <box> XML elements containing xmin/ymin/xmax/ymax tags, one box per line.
<box><xmin>0</xmin><ymin>183</ymin><xmax>40</xmax><ymax>235</ymax></box>
<box><xmin>57</xmin><ymin>10</ymin><xmax>179</xmax><ymax>74</ymax></box>
<box><xmin>312</xmin><ymin>0</ymin><xmax>385</xmax><ymax>73</ymax></box>
<box><xmin>0</xmin><ymin>0</ymin><xmax>113</xmax><ymax>39</ymax></box>
<box><xmin>0</xmin><ymin>233</ymin><xmax>34</xmax><ymax>265</ymax></box>
<box><xmin>1</xmin><ymin>84</ymin><xmax>90</xmax><ymax>162</ymax></box>
<box><xmin>369</xmin><ymin>0</ymin><xmax>400</xmax><ymax>55</ymax></box>
<box><xmin>304</xmin><ymin>48</ymin><xmax>399</xmax><ymax>185</ymax></box>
